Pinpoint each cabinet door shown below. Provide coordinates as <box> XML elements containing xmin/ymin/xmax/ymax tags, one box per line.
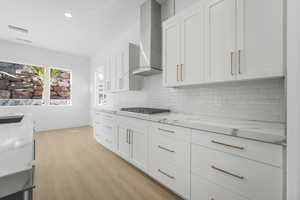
<box><xmin>104</xmin><ymin>57</ymin><xmax>111</xmax><ymax>92</ymax></box>
<box><xmin>191</xmin><ymin>175</ymin><xmax>247</xmax><ymax>200</ymax></box>
<box><xmin>94</xmin><ymin>123</ymin><xmax>104</xmax><ymax>144</ymax></box>
<box><xmin>130</xmin><ymin>129</ymin><xmax>148</xmax><ymax>172</ymax></box>
<box><xmin>121</xmin><ymin>48</ymin><xmax>130</xmax><ymax>91</ymax></box>
<box><xmin>163</xmin><ymin>18</ymin><xmax>181</xmax><ymax>87</ymax></box>
<box><xmin>205</xmin><ymin>0</ymin><xmax>237</xmax><ymax>82</ymax></box>
<box><xmin>181</xmin><ymin>5</ymin><xmax>206</xmax><ymax>85</ymax></box>
<box><xmin>117</xmin><ymin>126</ymin><xmax>130</xmax><ymax>160</ymax></box>
<box><xmin>115</xmin><ymin>53</ymin><xmax>123</xmax><ymax>92</ymax></box>
<box><xmin>110</xmin><ymin>55</ymin><xmax>117</xmax><ymax>92</ymax></box>
<box><xmin>236</xmin><ymin>0</ymin><xmax>283</xmax><ymax>80</ymax></box>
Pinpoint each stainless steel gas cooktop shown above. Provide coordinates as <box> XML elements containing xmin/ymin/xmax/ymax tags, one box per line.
<box><xmin>120</xmin><ymin>107</ymin><xmax>170</xmax><ymax>114</ymax></box>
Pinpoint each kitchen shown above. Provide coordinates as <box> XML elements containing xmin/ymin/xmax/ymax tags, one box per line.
<box><xmin>0</xmin><ymin>0</ymin><xmax>299</xmax><ymax>200</ymax></box>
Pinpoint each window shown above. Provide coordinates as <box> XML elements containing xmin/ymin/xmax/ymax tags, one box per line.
<box><xmin>50</xmin><ymin>68</ymin><xmax>72</xmax><ymax>105</ymax></box>
<box><xmin>95</xmin><ymin>72</ymin><xmax>106</xmax><ymax>105</ymax></box>
<box><xmin>0</xmin><ymin>61</ymin><xmax>45</xmax><ymax>106</ymax></box>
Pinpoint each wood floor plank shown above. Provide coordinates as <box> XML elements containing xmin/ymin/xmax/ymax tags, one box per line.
<box><xmin>33</xmin><ymin>127</ymin><xmax>182</xmax><ymax>200</ymax></box>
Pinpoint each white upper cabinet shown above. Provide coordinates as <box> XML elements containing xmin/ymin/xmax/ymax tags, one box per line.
<box><xmin>205</xmin><ymin>0</ymin><xmax>237</xmax><ymax>82</ymax></box>
<box><xmin>163</xmin><ymin>0</ymin><xmax>284</xmax><ymax>87</ymax></box>
<box><xmin>104</xmin><ymin>56</ymin><xmax>114</xmax><ymax>92</ymax></box>
<box><xmin>163</xmin><ymin>4</ymin><xmax>206</xmax><ymax>87</ymax></box>
<box><xmin>181</xmin><ymin>5</ymin><xmax>206</xmax><ymax>85</ymax></box>
<box><xmin>104</xmin><ymin>43</ymin><xmax>142</xmax><ymax>93</ymax></box>
<box><xmin>236</xmin><ymin>0</ymin><xmax>284</xmax><ymax>79</ymax></box>
<box><xmin>163</xmin><ymin>17</ymin><xmax>181</xmax><ymax>87</ymax></box>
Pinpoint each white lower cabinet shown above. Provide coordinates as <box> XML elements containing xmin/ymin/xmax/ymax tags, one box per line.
<box><xmin>149</xmin><ymin>123</ymin><xmax>191</xmax><ymax>199</ymax></box>
<box><xmin>93</xmin><ymin>112</ymin><xmax>116</xmax><ymax>152</ymax></box>
<box><xmin>117</xmin><ymin>125</ymin><xmax>131</xmax><ymax>160</ymax></box>
<box><xmin>130</xmin><ymin>127</ymin><xmax>148</xmax><ymax>171</ymax></box>
<box><xmin>191</xmin><ymin>175</ymin><xmax>248</xmax><ymax>200</ymax></box>
<box><xmin>94</xmin><ymin>111</ymin><xmax>284</xmax><ymax>200</ymax></box>
<box><xmin>116</xmin><ymin>116</ymin><xmax>148</xmax><ymax>172</ymax></box>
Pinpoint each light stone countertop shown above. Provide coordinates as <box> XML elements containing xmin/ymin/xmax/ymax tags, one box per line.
<box><xmin>0</xmin><ymin>114</ymin><xmax>34</xmax><ymax>178</ymax></box>
<box><xmin>94</xmin><ymin>107</ymin><xmax>286</xmax><ymax>145</ymax></box>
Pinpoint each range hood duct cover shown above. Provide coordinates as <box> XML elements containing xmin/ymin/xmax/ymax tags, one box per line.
<box><xmin>133</xmin><ymin>0</ymin><xmax>162</xmax><ymax>76</ymax></box>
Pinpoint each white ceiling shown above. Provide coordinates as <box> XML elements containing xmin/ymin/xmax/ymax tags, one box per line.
<box><xmin>0</xmin><ymin>0</ymin><xmax>148</xmax><ymax>57</ymax></box>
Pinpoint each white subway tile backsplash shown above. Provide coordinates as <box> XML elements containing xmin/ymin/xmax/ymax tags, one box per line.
<box><xmin>106</xmin><ymin>75</ymin><xmax>285</xmax><ymax>122</ymax></box>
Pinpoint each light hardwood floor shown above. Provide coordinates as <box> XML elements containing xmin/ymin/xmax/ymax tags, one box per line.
<box><xmin>34</xmin><ymin>126</ymin><xmax>182</xmax><ymax>200</ymax></box>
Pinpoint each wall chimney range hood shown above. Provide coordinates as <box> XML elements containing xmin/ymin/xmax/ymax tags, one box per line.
<box><xmin>133</xmin><ymin>0</ymin><xmax>162</xmax><ymax>76</ymax></box>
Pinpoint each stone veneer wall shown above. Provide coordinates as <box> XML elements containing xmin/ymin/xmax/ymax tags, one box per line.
<box><xmin>0</xmin><ymin>62</ymin><xmax>44</xmax><ymax>101</ymax></box>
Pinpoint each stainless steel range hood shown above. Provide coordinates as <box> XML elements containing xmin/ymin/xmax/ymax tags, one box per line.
<box><xmin>133</xmin><ymin>0</ymin><xmax>162</xmax><ymax>76</ymax></box>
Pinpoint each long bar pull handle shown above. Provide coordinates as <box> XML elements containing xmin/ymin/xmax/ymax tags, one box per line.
<box><xmin>211</xmin><ymin>165</ymin><xmax>244</xmax><ymax>180</ymax></box>
<box><xmin>158</xmin><ymin>128</ymin><xmax>175</xmax><ymax>134</ymax></box>
<box><xmin>238</xmin><ymin>50</ymin><xmax>242</xmax><ymax>74</ymax></box>
<box><xmin>128</xmin><ymin>129</ymin><xmax>131</xmax><ymax>145</ymax></box>
<box><xmin>176</xmin><ymin>64</ymin><xmax>179</xmax><ymax>82</ymax></box>
<box><xmin>230</xmin><ymin>52</ymin><xmax>234</xmax><ymax>76</ymax></box>
<box><xmin>180</xmin><ymin>64</ymin><xmax>183</xmax><ymax>81</ymax></box>
<box><xmin>33</xmin><ymin>139</ymin><xmax>36</xmax><ymax>161</ymax></box>
<box><xmin>211</xmin><ymin>140</ymin><xmax>245</xmax><ymax>150</ymax></box>
<box><xmin>158</xmin><ymin>145</ymin><xmax>175</xmax><ymax>153</ymax></box>
<box><xmin>158</xmin><ymin>169</ymin><xmax>175</xmax><ymax>179</ymax></box>
<box><xmin>126</xmin><ymin>129</ymin><xmax>129</xmax><ymax>144</ymax></box>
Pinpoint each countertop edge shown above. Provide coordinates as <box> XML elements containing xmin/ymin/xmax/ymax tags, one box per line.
<box><xmin>93</xmin><ymin>108</ymin><xmax>286</xmax><ymax>146</ymax></box>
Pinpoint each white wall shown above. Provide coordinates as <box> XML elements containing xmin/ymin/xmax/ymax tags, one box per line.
<box><xmin>0</xmin><ymin>40</ymin><xmax>91</xmax><ymax>131</ymax></box>
<box><xmin>287</xmin><ymin>0</ymin><xmax>300</xmax><ymax>199</ymax></box>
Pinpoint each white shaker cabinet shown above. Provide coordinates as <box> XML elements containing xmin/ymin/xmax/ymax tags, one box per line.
<box><xmin>236</xmin><ymin>0</ymin><xmax>284</xmax><ymax>79</ymax></box>
<box><xmin>180</xmin><ymin>5</ymin><xmax>206</xmax><ymax>85</ymax></box>
<box><xmin>130</xmin><ymin>126</ymin><xmax>148</xmax><ymax>172</ymax></box>
<box><xmin>116</xmin><ymin>116</ymin><xmax>148</xmax><ymax>172</ymax></box>
<box><xmin>117</xmin><ymin>125</ymin><xmax>131</xmax><ymax>160</ymax></box>
<box><xmin>205</xmin><ymin>0</ymin><xmax>284</xmax><ymax>82</ymax></box>
<box><xmin>205</xmin><ymin>0</ymin><xmax>237</xmax><ymax>82</ymax></box>
<box><xmin>104</xmin><ymin>56</ymin><xmax>116</xmax><ymax>92</ymax></box>
<box><xmin>105</xmin><ymin>43</ymin><xmax>142</xmax><ymax>93</ymax></box>
<box><xmin>163</xmin><ymin>0</ymin><xmax>284</xmax><ymax>87</ymax></box>
<box><xmin>163</xmin><ymin>4</ymin><xmax>206</xmax><ymax>87</ymax></box>
<box><xmin>163</xmin><ymin>17</ymin><xmax>181</xmax><ymax>87</ymax></box>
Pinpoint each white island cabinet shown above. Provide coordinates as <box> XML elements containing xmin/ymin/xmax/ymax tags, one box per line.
<box><xmin>93</xmin><ymin>110</ymin><xmax>284</xmax><ymax>200</ymax></box>
<box><xmin>0</xmin><ymin>115</ymin><xmax>34</xmax><ymax>178</ymax></box>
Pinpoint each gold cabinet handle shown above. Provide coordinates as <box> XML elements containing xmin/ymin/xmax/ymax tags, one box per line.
<box><xmin>126</xmin><ymin>129</ymin><xmax>129</xmax><ymax>144</ymax></box>
<box><xmin>158</xmin><ymin>169</ymin><xmax>175</xmax><ymax>179</ymax></box>
<box><xmin>211</xmin><ymin>140</ymin><xmax>245</xmax><ymax>150</ymax></box>
<box><xmin>158</xmin><ymin>128</ymin><xmax>175</xmax><ymax>134</ymax></box>
<box><xmin>211</xmin><ymin>165</ymin><xmax>244</xmax><ymax>180</ymax></box>
<box><xmin>238</xmin><ymin>50</ymin><xmax>242</xmax><ymax>74</ymax></box>
<box><xmin>230</xmin><ymin>52</ymin><xmax>234</xmax><ymax>76</ymax></box>
<box><xmin>180</xmin><ymin>64</ymin><xmax>183</xmax><ymax>81</ymax></box>
<box><xmin>158</xmin><ymin>145</ymin><xmax>175</xmax><ymax>153</ymax></box>
<box><xmin>176</xmin><ymin>64</ymin><xmax>179</xmax><ymax>82</ymax></box>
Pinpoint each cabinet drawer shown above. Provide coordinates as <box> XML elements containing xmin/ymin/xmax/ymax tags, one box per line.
<box><xmin>191</xmin><ymin>174</ymin><xmax>247</xmax><ymax>200</ymax></box>
<box><xmin>94</xmin><ymin>112</ymin><xmax>115</xmax><ymax>123</ymax></box>
<box><xmin>191</xmin><ymin>144</ymin><xmax>283</xmax><ymax>200</ymax></box>
<box><xmin>150</xmin><ymin>123</ymin><xmax>191</xmax><ymax>142</ymax></box>
<box><xmin>149</xmin><ymin>131</ymin><xmax>190</xmax><ymax>169</ymax></box>
<box><xmin>149</xmin><ymin>160</ymin><xmax>190</xmax><ymax>199</ymax></box>
<box><xmin>192</xmin><ymin>130</ymin><xmax>283</xmax><ymax>167</ymax></box>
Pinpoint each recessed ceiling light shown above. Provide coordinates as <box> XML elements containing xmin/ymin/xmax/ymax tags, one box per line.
<box><xmin>64</xmin><ymin>12</ymin><xmax>72</xmax><ymax>18</ymax></box>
